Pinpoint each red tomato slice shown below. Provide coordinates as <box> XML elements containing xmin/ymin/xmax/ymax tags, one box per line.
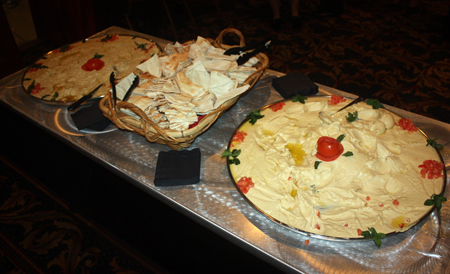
<box><xmin>316</xmin><ymin>136</ymin><xmax>344</xmax><ymax>161</ymax></box>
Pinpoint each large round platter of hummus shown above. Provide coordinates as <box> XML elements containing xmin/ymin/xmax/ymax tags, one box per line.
<box><xmin>227</xmin><ymin>95</ymin><xmax>446</xmax><ymax>239</ymax></box>
<box><xmin>22</xmin><ymin>34</ymin><xmax>161</xmax><ymax>104</ymax></box>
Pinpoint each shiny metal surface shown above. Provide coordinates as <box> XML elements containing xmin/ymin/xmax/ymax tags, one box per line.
<box><xmin>1</xmin><ymin>27</ymin><xmax>449</xmax><ymax>274</ymax></box>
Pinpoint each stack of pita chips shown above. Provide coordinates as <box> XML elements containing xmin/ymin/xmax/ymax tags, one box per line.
<box><xmin>115</xmin><ymin>36</ymin><xmax>260</xmax><ymax>131</ymax></box>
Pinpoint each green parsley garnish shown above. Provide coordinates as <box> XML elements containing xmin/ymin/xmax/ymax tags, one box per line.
<box><xmin>101</xmin><ymin>34</ymin><xmax>114</xmax><ymax>42</ymax></box>
<box><xmin>26</xmin><ymin>80</ymin><xmax>35</xmax><ymax>94</ymax></box>
<box><xmin>50</xmin><ymin>92</ymin><xmax>59</xmax><ymax>101</ymax></box>
<box><xmin>59</xmin><ymin>44</ymin><xmax>71</xmax><ymax>52</ymax></box>
<box><xmin>346</xmin><ymin>111</ymin><xmax>358</xmax><ymax>123</ymax></box>
<box><xmin>366</xmin><ymin>99</ymin><xmax>384</xmax><ymax>109</ymax></box>
<box><xmin>135</xmin><ymin>42</ymin><xmax>148</xmax><ymax>50</ymax></box>
<box><xmin>292</xmin><ymin>94</ymin><xmax>307</xmax><ymax>104</ymax></box>
<box><xmin>342</xmin><ymin>151</ymin><xmax>353</xmax><ymax>157</ymax></box>
<box><xmin>246</xmin><ymin>109</ymin><xmax>264</xmax><ymax>125</ymax></box>
<box><xmin>29</xmin><ymin>63</ymin><xmax>48</xmax><ymax>70</ymax></box>
<box><xmin>361</xmin><ymin>227</ymin><xmax>386</xmax><ymax>248</ymax></box>
<box><xmin>222</xmin><ymin>149</ymin><xmax>241</xmax><ymax>165</ymax></box>
<box><xmin>314</xmin><ymin>161</ymin><xmax>322</xmax><ymax>169</ymax></box>
<box><xmin>427</xmin><ymin>138</ymin><xmax>444</xmax><ymax>149</ymax></box>
<box><xmin>424</xmin><ymin>193</ymin><xmax>447</xmax><ymax>210</ymax></box>
<box><xmin>337</xmin><ymin>134</ymin><xmax>345</xmax><ymax>143</ymax></box>
<box><xmin>93</xmin><ymin>52</ymin><xmax>104</xmax><ymax>59</ymax></box>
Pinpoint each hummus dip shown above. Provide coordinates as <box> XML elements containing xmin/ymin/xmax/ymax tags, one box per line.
<box><xmin>229</xmin><ymin>96</ymin><xmax>445</xmax><ymax>238</ymax></box>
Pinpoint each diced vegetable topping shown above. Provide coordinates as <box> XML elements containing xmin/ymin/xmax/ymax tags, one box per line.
<box><xmin>270</xmin><ymin>102</ymin><xmax>286</xmax><ymax>111</ymax></box>
<box><xmin>396</xmin><ymin>118</ymin><xmax>417</xmax><ymax>132</ymax></box>
<box><xmin>329</xmin><ymin>95</ymin><xmax>346</xmax><ymax>105</ymax></box>
<box><xmin>418</xmin><ymin>160</ymin><xmax>444</xmax><ymax>179</ymax></box>
<box><xmin>232</xmin><ymin>130</ymin><xmax>248</xmax><ymax>143</ymax></box>
<box><xmin>237</xmin><ymin>176</ymin><xmax>254</xmax><ymax>194</ymax></box>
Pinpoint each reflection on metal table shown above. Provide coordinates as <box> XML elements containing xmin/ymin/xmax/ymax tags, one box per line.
<box><xmin>1</xmin><ymin>26</ymin><xmax>449</xmax><ymax>274</ymax></box>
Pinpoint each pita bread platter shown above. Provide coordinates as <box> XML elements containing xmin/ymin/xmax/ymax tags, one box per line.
<box><xmin>99</xmin><ymin>28</ymin><xmax>269</xmax><ymax>150</ymax></box>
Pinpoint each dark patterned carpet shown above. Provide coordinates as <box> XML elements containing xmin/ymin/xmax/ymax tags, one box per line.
<box><xmin>147</xmin><ymin>0</ymin><xmax>450</xmax><ymax>124</ymax></box>
<box><xmin>0</xmin><ymin>157</ymin><xmax>166</xmax><ymax>274</ymax></box>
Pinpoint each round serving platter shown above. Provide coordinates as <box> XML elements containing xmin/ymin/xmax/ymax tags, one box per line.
<box><xmin>21</xmin><ymin>34</ymin><xmax>162</xmax><ymax>106</ymax></box>
<box><xmin>226</xmin><ymin>96</ymin><xmax>447</xmax><ymax>241</ymax></box>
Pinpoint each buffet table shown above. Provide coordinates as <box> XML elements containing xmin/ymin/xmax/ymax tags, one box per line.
<box><xmin>1</xmin><ymin>27</ymin><xmax>449</xmax><ymax>274</ymax></box>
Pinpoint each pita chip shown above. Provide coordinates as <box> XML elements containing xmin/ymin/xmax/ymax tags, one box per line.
<box><xmin>208</xmin><ymin>70</ymin><xmax>237</xmax><ymax>97</ymax></box>
<box><xmin>192</xmin><ymin>92</ymin><xmax>216</xmax><ymax>114</ymax></box>
<box><xmin>185</xmin><ymin>59</ymin><xmax>210</xmax><ymax>90</ymax></box>
<box><xmin>136</xmin><ymin>54</ymin><xmax>162</xmax><ymax>78</ymax></box>
<box><xmin>175</xmin><ymin>69</ymin><xmax>207</xmax><ymax>98</ymax></box>
<box><xmin>214</xmin><ymin>84</ymin><xmax>249</xmax><ymax>108</ymax></box>
<box><xmin>160</xmin><ymin>51</ymin><xmax>190</xmax><ymax>78</ymax></box>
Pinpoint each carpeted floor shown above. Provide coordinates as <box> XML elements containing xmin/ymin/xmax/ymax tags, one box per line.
<box><xmin>147</xmin><ymin>0</ymin><xmax>450</xmax><ymax>124</ymax></box>
<box><xmin>0</xmin><ymin>156</ymin><xmax>167</xmax><ymax>274</ymax></box>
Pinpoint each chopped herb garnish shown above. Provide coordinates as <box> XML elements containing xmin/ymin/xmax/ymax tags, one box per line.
<box><xmin>424</xmin><ymin>193</ymin><xmax>447</xmax><ymax>210</ymax></box>
<box><xmin>427</xmin><ymin>138</ymin><xmax>444</xmax><ymax>149</ymax></box>
<box><xmin>292</xmin><ymin>94</ymin><xmax>307</xmax><ymax>104</ymax></box>
<box><xmin>361</xmin><ymin>227</ymin><xmax>386</xmax><ymax>248</ymax></box>
<box><xmin>314</xmin><ymin>161</ymin><xmax>322</xmax><ymax>169</ymax></box>
<box><xmin>222</xmin><ymin>149</ymin><xmax>241</xmax><ymax>165</ymax></box>
<box><xmin>346</xmin><ymin>111</ymin><xmax>358</xmax><ymax>123</ymax></box>
<box><xmin>342</xmin><ymin>151</ymin><xmax>353</xmax><ymax>157</ymax></box>
<box><xmin>366</xmin><ymin>99</ymin><xmax>384</xmax><ymax>109</ymax></box>
<box><xmin>337</xmin><ymin>134</ymin><xmax>345</xmax><ymax>143</ymax></box>
<box><xmin>246</xmin><ymin>109</ymin><xmax>264</xmax><ymax>125</ymax></box>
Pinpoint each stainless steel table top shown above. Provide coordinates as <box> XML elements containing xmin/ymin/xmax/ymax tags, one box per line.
<box><xmin>1</xmin><ymin>27</ymin><xmax>449</xmax><ymax>274</ymax></box>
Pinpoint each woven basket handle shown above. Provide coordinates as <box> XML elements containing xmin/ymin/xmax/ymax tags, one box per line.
<box><xmin>214</xmin><ymin>28</ymin><xmax>246</xmax><ymax>48</ymax></box>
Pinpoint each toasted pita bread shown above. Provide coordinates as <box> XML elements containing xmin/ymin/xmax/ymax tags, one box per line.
<box><xmin>185</xmin><ymin>59</ymin><xmax>210</xmax><ymax>90</ymax></box>
<box><xmin>175</xmin><ymin>69</ymin><xmax>207</xmax><ymax>98</ymax></box>
<box><xmin>160</xmin><ymin>52</ymin><xmax>190</xmax><ymax>78</ymax></box>
<box><xmin>137</xmin><ymin>54</ymin><xmax>162</xmax><ymax>78</ymax></box>
<box><xmin>209</xmin><ymin>71</ymin><xmax>238</xmax><ymax>97</ymax></box>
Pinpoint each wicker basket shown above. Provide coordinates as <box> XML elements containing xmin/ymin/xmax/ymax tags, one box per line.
<box><xmin>99</xmin><ymin>28</ymin><xmax>269</xmax><ymax>150</ymax></box>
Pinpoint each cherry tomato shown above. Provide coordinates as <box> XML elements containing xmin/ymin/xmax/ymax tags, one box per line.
<box><xmin>82</xmin><ymin>58</ymin><xmax>105</xmax><ymax>71</ymax></box>
<box><xmin>316</xmin><ymin>136</ymin><xmax>344</xmax><ymax>161</ymax></box>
